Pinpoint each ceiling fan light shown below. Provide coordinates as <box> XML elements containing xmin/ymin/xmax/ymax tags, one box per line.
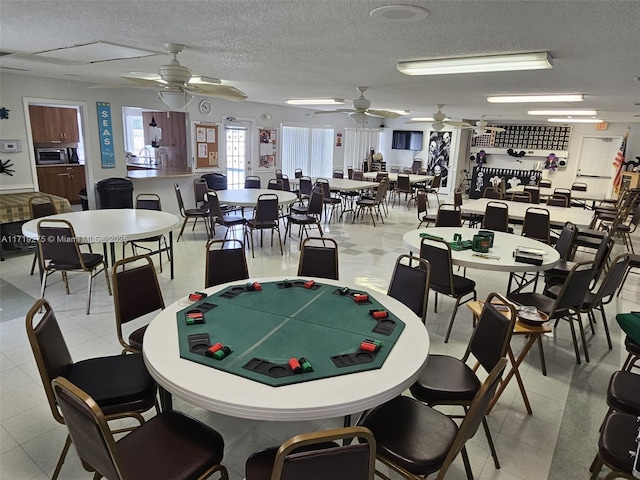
<box><xmin>285</xmin><ymin>98</ymin><xmax>345</xmax><ymax>105</ymax></box>
<box><xmin>398</xmin><ymin>52</ymin><xmax>552</xmax><ymax>76</ymax></box>
<box><xmin>159</xmin><ymin>89</ymin><xmax>194</xmax><ymax>109</ymax></box>
<box><xmin>488</xmin><ymin>94</ymin><xmax>584</xmax><ymax>103</ymax></box>
<box><xmin>350</xmin><ymin>111</ymin><xmax>368</xmax><ymax>126</ymax></box>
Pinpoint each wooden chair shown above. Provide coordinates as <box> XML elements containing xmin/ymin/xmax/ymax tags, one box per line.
<box><xmin>26</xmin><ymin>299</ymin><xmax>158</xmax><ymax>480</ymax></box>
<box><xmin>297</xmin><ymin>237</ymin><xmax>339</xmax><ymax>280</ymax></box>
<box><xmin>112</xmin><ymin>254</ymin><xmax>165</xmax><ymax>353</ymax></box>
<box><xmin>37</xmin><ymin>219</ymin><xmax>111</xmax><ymax>314</ymax></box>
<box><xmin>52</xmin><ymin>376</ymin><xmax>229</xmax><ymax>480</ymax></box>
<box><xmin>387</xmin><ymin>254</ymin><xmax>430</xmax><ymax>324</ymax></box>
<box><xmin>205</xmin><ymin>239</ymin><xmax>249</xmax><ymax>288</ymax></box>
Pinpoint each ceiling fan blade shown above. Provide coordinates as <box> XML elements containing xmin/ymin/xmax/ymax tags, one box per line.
<box><xmin>120</xmin><ymin>76</ymin><xmax>165</xmax><ymax>87</ymax></box>
<box><xmin>185</xmin><ymin>83</ymin><xmax>247</xmax><ymax>101</ymax></box>
<box><xmin>484</xmin><ymin>126</ymin><xmax>506</xmax><ymax>132</ymax></box>
<box><xmin>444</xmin><ymin>120</ymin><xmax>473</xmax><ymax>128</ymax></box>
<box><xmin>313</xmin><ymin>109</ymin><xmax>356</xmax><ymax>114</ymax></box>
<box><xmin>367</xmin><ymin>109</ymin><xmax>402</xmax><ymax>119</ymax></box>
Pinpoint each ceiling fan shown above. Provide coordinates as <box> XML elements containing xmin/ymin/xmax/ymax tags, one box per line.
<box><xmin>91</xmin><ymin>43</ymin><xmax>247</xmax><ymax>106</ymax></box>
<box><xmin>314</xmin><ymin>86</ymin><xmax>403</xmax><ymax>126</ymax></box>
<box><xmin>463</xmin><ymin>116</ymin><xmax>506</xmax><ymax>136</ymax></box>
<box><xmin>407</xmin><ymin>106</ymin><xmax>506</xmax><ymax>134</ymax></box>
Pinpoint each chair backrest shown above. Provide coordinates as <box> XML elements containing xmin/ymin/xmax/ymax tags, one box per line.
<box><xmin>294</xmin><ymin>169</ymin><xmax>303</xmax><ymax>179</ymax></box>
<box><xmin>546</xmin><ymin>194</ymin><xmax>569</xmax><ymax>207</ymax></box>
<box><xmin>193</xmin><ymin>178</ymin><xmax>209</xmax><ymax>207</ymax></box>
<box><xmin>333</xmin><ymin>169</ymin><xmax>344</xmax><ymax>179</ymax></box>
<box><xmin>268</xmin><ymin>178</ymin><xmax>284</xmax><ymax>190</ymax></box>
<box><xmin>429</xmin><ymin>175</ymin><xmax>441</xmax><ymax>190</ymax></box>
<box><xmin>245</xmin><ymin>176</ymin><xmax>261</xmax><ymax>189</ymax></box>
<box><xmin>539</xmin><ymin>179</ymin><xmax>552</xmax><ymax>188</ymax></box>
<box><xmin>207</xmin><ymin>190</ymin><xmax>224</xmax><ymax>219</ymax></box>
<box><xmin>396</xmin><ymin>174</ymin><xmax>411</xmax><ymax>192</ymax></box>
<box><xmin>416</xmin><ymin>189</ymin><xmax>427</xmax><ymax>220</ymax></box>
<box><xmin>275</xmin><ymin>169</ymin><xmax>283</xmax><ymax>179</ymax></box>
<box><xmin>136</xmin><ymin>193</ymin><xmax>161</xmax><ymax>211</ymax></box>
<box><xmin>315</xmin><ymin>178</ymin><xmax>331</xmax><ymax>200</ymax></box>
<box><xmin>411</xmin><ymin>159</ymin><xmax>422</xmax><ymax>173</ymax></box>
<box><xmin>436</xmin><ymin>358</ymin><xmax>508</xmax><ymax>480</ymax></box>
<box><xmin>52</xmin><ymin>377</ymin><xmax>123</xmax><ymax>480</ymax></box>
<box><xmin>306</xmin><ymin>187</ymin><xmax>325</xmax><ymax>217</ymax></box>
<box><xmin>281</xmin><ymin>174</ymin><xmax>291</xmax><ymax>192</ymax></box>
<box><xmin>402</xmin><ymin>167</ymin><xmax>412</xmax><ymax>174</ymax></box>
<box><xmin>589</xmin><ymin>253</ymin><xmax>631</xmax><ymax>308</ymax></box>
<box><xmin>435</xmin><ymin>204</ymin><xmax>462</xmax><ymax>227</ymax></box>
<box><xmin>482</xmin><ymin>201</ymin><xmax>509</xmax><ymax>232</ymax></box>
<box><xmin>267</xmin><ymin>427</ymin><xmax>376</xmax><ymax>480</ymax></box>
<box><xmin>389</xmin><ymin>167</ymin><xmax>400</xmax><ymax>173</ymax></box>
<box><xmin>347</xmin><ymin>167</ymin><xmax>354</xmax><ymax>179</ymax></box>
<box><xmin>374</xmin><ymin>178</ymin><xmax>388</xmax><ymax>203</ymax></box>
<box><xmin>352</xmin><ymin>171</ymin><xmax>364</xmax><ymax>181</ymax></box>
<box><xmin>522</xmin><ymin>207</ymin><xmax>551</xmax><ymax>244</ymax></box>
<box><xmin>571</xmin><ymin>182</ymin><xmax>588</xmax><ymax>192</ymax></box>
<box><xmin>464</xmin><ymin>293</ymin><xmax>517</xmax><ymax>372</ymax></box>
<box><xmin>255</xmin><ymin>194</ymin><xmax>280</xmax><ymax>223</ymax></box>
<box><xmin>628</xmin><ymin>203</ymin><xmax>640</xmax><ymax>229</ymax></box>
<box><xmin>298</xmin><ymin>237</ymin><xmax>339</xmax><ymax>280</ymax></box>
<box><xmin>555</xmin><ymin>222</ymin><xmax>577</xmax><ymax>260</ymax></box>
<box><xmin>553</xmin><ymin>188</ymin><xmax>572</xmax><ymax>204</ymax></box>
<box><xmin>551</xmin><ymin>261</ymin><xmax>595</xmax><ymax>314</ymax></box>
<box><xmin>453</xmin><ymin>188</ymin><xmax>463</xmax><ymax>207</ymax></box>
<box><xmin>26</xmin><ymin>298</ymin><xmax>73</xmax><ymax>424</ymax></box>
<box><xmin>483</xmin><ymin>187</ymin><xmax>502</xmax><ymax>200</ymax></box>
<box><xmin>299</xmin><ymin>177</ymin><xmax>313</xmax><ymax>196</ymax></box>
<box><xmin>510</xmin><ymin>191</ymin><xmax>532</xmax><ymax>203</ymax></box>
<box><xmin>523</xmin><ymin>185</ymin><xmax>541</xmax><ymax>204</ymax></box>
<box><xmin>419</xmin><ymin>237</ymin><xmax>455</xmax><ymax>292</ymax></box>
<box><xmin>29</xmin><ymin>195</ymin><xmax>57</xmax><ymax>219</ymax></box>
<box><xmin>37</xmin><ymin>219</ymin><xmax>85</xmax><ymax>269</ymax></box>
<box><xmin>112</xmin><ymin>255</ymin><xmax>165</xmax><ymax>335</ymax></box>
<box><xmin>205</xmin><ymin>239</ymin><xmax>249</xmax><ymax>287</ymax></box>
<box><xmin>591</xmin><ymin>234</ymin><xmax>615</xmax><ymax>284</ymax></box>
<box><xmin>174</xmin><ymin>183</ymin><xmax>186</xmax><ymax>214</ymax></box>
<box><xmin>375</xmin><ymin>172</ymin><xmax>387</xmax><ymax>182</ymax></box>
<box><xmin>387</xmin><ymin>254</ymin><xmax>430</xmax><ymax>324</ymax></box>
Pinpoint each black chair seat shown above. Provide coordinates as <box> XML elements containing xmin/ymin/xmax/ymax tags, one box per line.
<box><xmin>290</xmin><ymin>204</ymin><xmax>308</xmax><ymax>215</ymax></box>
<box><xmin>248</xmin><ymin>219</ymin><xmax>275</xmax><ymax>228</ymax></box>
<box><xmin>116</xmin><ymin>410</ymin><xmax>225</xmax><ymax>479</ymax></box>
<box><xmin>49</xmin><ymin>252</ymin><xmax>104</xmax><ymax>270</ymax></box>
<box><xmin>288</xmin><ymin>214</ymin><xmax>319</xmax><ymax>225</ymax></box>
<box><xmin>128</xmin><ymin>325</ymin><xmax>147</xmax><ymax>351</ymax></box>
<box><xmin>245</xmin><ymin>442</ymin><xmax>339</xmax><ymax>480</ymax></box>
<box><xmin>598</xmin><ymin>412</ymin><xmax>637</xmax><ymax>474</ymax></box>
<box><xmin>220</xmin><ymin>214</ymin><xmax>246</xmax><ymax>226</ymax></box>
<box><xmin>361</xmin><ymin>395</ymin><xmax>457</xmax><ymax>475</ymax></box>
<box><xmin>185</xmin><ymin>207</ymin><xmax>209</xmax><ymax>216</ymax></box>
<box><xmin>356</xmin><ymin>199</ymin><xmax>374</xmax><ymax>207</ymax></box>
<box><xmin>409</xmin><ymin>355</ymin><xmax>481</xmax><ymax>402</ymax></box>
<box><xmin>431</xmin><ymin>275</ymin><xmax>475</xmax><ymax>296</ymax></box>
<box><xmin>607</xmin><ymin>371</ymin><xmax>640</xmax><ymax>416</ymax></box>
<box><xmin>66</xmin><ymin>353</ymin><xmax>156</xmax><ymax>412</ymax></box>
<box><xmin>626</xmin><ymin>335</ymin><xmax>640</xmax><ymax>355</ymax></box>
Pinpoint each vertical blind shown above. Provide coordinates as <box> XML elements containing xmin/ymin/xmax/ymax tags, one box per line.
<box><xmin>281</xmin><ymin>125</ymin><xmax>334</xmax><ymax>177</ymax></box>
<box><xmin>344</xmin><ymin>128</ymin><xmax>382</xmax><ymax>171</ymax></box>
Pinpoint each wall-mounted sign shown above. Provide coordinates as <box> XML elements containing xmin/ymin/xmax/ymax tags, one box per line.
<box><xmin>96</xmin><ymin>102</ymin><xmax>115</xmax><ymax>169</ymax></box>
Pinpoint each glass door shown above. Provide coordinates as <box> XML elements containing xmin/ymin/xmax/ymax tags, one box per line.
<box><xmin>225</xmin><ymin>124</ymin><xmax>248</xmax><ymax>189</ymax></box>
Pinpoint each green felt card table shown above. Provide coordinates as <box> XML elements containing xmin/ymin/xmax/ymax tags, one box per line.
<box><xmin>143</xmin><ymin>277</ymin><xmax>430</xmax><ymax>421</ymax></box>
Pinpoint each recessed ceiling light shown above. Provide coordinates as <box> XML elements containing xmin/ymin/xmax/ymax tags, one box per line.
<box><xmin>285</xmin><ymin>98</ymin><xmax>345</xmax><ymax>105</ymax></box>
<box><xmin>528</xmin><ymin>110</ymin><xmax>597</xmax><ymax>115</ymax></box>
<box><xmin>370</xmin><ymin>5</ymin><xmax>430</xmax><ymax>23</ymax></box>
<box><xmin>488</xmin><ymin>94</ymin><xmax>584</xmax><ymax>103</ymax></box>
<box><xmin>548</xmin><ymin>118</ymin><xmax>603</xmax><ymax>123</ymax></box>
<box><xmin>398</xmin><ymin>52</ymin><xmax>552</xmax><ymax>76</ymax></box>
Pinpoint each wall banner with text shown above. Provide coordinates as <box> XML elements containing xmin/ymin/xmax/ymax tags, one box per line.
<box><xmin>96</xmin><ymin>102</ymin><xmax>115</xmax><ymax>169</ymax></box>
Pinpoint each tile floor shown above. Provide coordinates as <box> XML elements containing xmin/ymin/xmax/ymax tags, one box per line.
<box><xmin>1</xmin><ymin>194</ymin><xmax>638</xmax><ymax>479</ymax></box>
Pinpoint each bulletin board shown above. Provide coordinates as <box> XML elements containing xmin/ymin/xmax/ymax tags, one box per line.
<box><xmin>195</xmin><ymin>123</ymin><xmax>219</xmax><ymax>169</ymax></box>
<box><xmin>258</xmin><ymin>128</ymin><xmax>277</xmax><ymax>169</ymax></box>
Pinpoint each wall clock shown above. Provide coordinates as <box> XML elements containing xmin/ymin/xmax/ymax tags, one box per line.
<box><xmin>199</xmin><ymin>100</ymin><xmax>213</xmax><ymax>116</ymax></box>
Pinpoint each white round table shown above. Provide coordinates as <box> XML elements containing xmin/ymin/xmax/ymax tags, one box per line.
<box><xmin>143</xmin><ymin>276</ymin><xmax>430</xmax><ymax>421</ymax></box>
<box><xmin>214</xmin><ymin>189</ymin><xmax>298</xmax><ymax>208</ymax></box>
<box><xmin>403</xmin><ymin>227</ymin><xmax>560</xmax><ymax>272</ymax></box>
<box><xmin>22</xmin><ymin>209</ymin><xmax>179</xmax><ymax>277</ymax></box>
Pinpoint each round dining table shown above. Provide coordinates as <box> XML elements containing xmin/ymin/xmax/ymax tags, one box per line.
<box><xmin>403</xmin><ymin>227</ymin><xmax>560</xmax><ymax>272</ymax></box>
<box><xmin>214</xmin><ymin>189</ymin><xmax>298</xmax><ymax>208</ymax></box>
<box><xmin>143</xmin><ymin>276</ymin><xmax>430</xmax><ymax>422</ymax></box>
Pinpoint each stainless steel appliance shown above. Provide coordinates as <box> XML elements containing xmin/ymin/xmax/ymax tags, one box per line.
<box><xmin>36</xmin><ymin>148</ymin><xmax>67</xmax><ymax>165</ymax></box>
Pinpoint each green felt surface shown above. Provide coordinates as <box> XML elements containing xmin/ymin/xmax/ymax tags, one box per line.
<box><xmin>616</xmin><ymin>312</ymin><xmax>640</xmax><ymax>346</ymax></box>
<box><xmin>177</xmin><ymin>280</ymin><xmax>405</xmax><ymax>387</ymax></box>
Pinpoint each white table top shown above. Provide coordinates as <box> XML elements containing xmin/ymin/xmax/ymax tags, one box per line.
<box><xmin>363</xmin><ymin>172</ymin><xmax>434</xmax><ymax>184</ymax></box>
<box><xmin>143</xmin><ymin>276</ymin><xmax>430</xmax><ymax>421</ymax></box>
<box><xmin>291</xmin><ymin>177</ymin><xmax>380</xmax><ymax>192</ymax></box>
<box><xmin>21</xmin><ymin>209</ymin><xmax>179</xmax><ymax>243</ymax></box>
<box><xmin>508</xmin><ymin>185</ymin><xmax>610</xmax><ymax>202</ymax></box>
<box><xmin>214</xmin><ymin>189</ymin><xmax>298</xmax><ymax>207</ymax></box>
<box><xmin>403</xmin><ymin>227</ymin><xmax>560</xmax><ymax>272</ymax></box>
<box><xmin>460</xmin><ymin>198</ymin><xmax>595</xmax><ymax>227</ymax></box>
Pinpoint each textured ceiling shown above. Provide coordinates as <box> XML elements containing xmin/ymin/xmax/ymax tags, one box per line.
<box><xmin>1</xmin><ymin>0</ymin><xmax>639</xmax><ymax>123</ymax></box>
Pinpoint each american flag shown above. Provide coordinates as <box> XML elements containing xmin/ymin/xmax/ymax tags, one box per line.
<box><xmin>613</xmin><ymin>128</ymin><xmax>630</xmax><ymax>194</ymax></box>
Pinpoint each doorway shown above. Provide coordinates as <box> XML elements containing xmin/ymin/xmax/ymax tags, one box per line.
<box><xmin>224</xmin><ymin>119</ymin><xmax>251</xmax><ymax>189</ymax></box>
<box><xmin>576</xmin><ymin>136</ymin><xmax>621</xmax><ymax>196</ymax></box>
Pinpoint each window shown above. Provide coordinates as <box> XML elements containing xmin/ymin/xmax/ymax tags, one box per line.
<box><xmin>281</xmin><ymin>125</ymin><xmax>334</xmax><ymax>177</ymax></box>
<box><xmin>344</xmin><ymin>128</ymin><xmax>382</xmax><ymax>171</ymax></box>
<box><xmin>123</xmin><ymin>107</ymin><xmax>154</xmax><ymax>160</ymax></box>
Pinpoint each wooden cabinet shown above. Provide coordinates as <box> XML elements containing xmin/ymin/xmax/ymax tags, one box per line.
<box><xmin>29</xmin><ymin>105</ymin><xmax>79</xmax><ymax>144</ymax></box>
<box><xmin>621</xmin><ymin>172</ymin><xmax>640</xmax><ymax>190</ymax></box>
<box><xmin>36</xmin><ymin>165</ymin><xmax>86</xmax><ymax>204</ymax></box>
<box><xmin>142</xmin><ymin>111</ymin><xmax>186</xmax><ymax>147</ymax></box>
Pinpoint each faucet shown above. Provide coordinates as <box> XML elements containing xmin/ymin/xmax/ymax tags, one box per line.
<box><xmin>138</xmin><ymin>147</ymin><xmax>152</xmax><ymax>165</ymax></box>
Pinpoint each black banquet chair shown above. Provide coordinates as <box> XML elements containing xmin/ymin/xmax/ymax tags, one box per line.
<box><xmin>175</xmin><ymin>183</ymin><xmax>210</xmax><ymax>241</ymax></box>
<box><xmin>297</xmin><ymin>237</ymin><xmax>339</xmax><ymax>280</ymax></box>
<box><xmin>125</xmin><ymin>193</ymin><xmax>171</xmax><ymax>272</ymax></box>
<box><xmin>481</xmin><ymin>201</ymin><xmax>509</xmax><ymax>232</ymax></box>
<box><xmin>28</xmin><ymin>194</ymin><xmax>58</xmax><ymax>275</ymax></box>
<box><xmin>246</xmin><ymin>193</ymin><xmax>283</xmax><ymax>258</ymax></box>
<box><xmin>205</xmin><ymin>239</ymin><xmax>249</xmax><ymax>288</ymax></box>
<box><xmin>26</xmin><ymin>298</ymin><xmax>159</xmax><ymax>480</ymax></box>
<box><xmin>387</xmin><ymin>254</ymin><xmax>431</xmax><ymax>324</ymax></box>
<box><xmin>52</xmin><ymin>376</ymin><xmax>229</xmax><ymax>480</ymax></box>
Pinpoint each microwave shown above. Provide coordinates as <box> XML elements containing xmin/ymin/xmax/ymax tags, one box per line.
<box><xmin>36</xmin><ymin>148</ymin><xmax>67</xmax><ymax>165</ymax></box>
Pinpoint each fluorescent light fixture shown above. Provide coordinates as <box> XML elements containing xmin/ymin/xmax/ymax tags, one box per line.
<box><xmin>285</xmin><ymin>98</ymin><xmax>345</xmax><ymax>105</ymax></box>
<box><xmin>487</xmin><ymin>94</ymin><xmax>584</xmax><ymax>103</ymax></box>
<box><xmin>548</xmin><ymin>118</ymin><xmax>603</xmax><ymax>123</ymax></box>
<box><xmin>528</xmin><ymin>110</ymin><xmax>597</xmax><ymax>115</ymax></box>
<box><xmin>398</xmin><ymin>52</ymin><xmax>552</xmax><ymax>76</ymax></box>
